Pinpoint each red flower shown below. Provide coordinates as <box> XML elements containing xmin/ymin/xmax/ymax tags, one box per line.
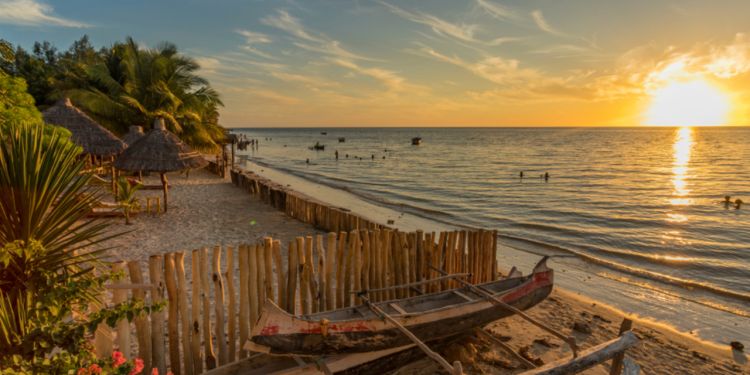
<box><xmin>88</xmin><ymin>364</ymin><xmax>102</xmax><ymax>374</ymax></box>
<box><xmin>112</xmin><ymin>351</ymin><xmax>126</xmax><ymax>367</ymax></box>
<box><xmin>77</xmin><ymin>368</ymin><xmax>89</xmax><ymax>375</ymax></box>
<box><xmin>151</xmin><ymin>368</ymin><xmax>159</xmax><ymax>375</ymax></box>
<box><xmin>129</xmin><ymin>358</ymin><xmax>144</xmax><ymax>375</ymax></box>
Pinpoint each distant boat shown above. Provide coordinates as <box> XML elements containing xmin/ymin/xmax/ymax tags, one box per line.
<box><xmin>338</xmin><ymin>137</ymin><xmax>346</xmax><ymax>142</ymax></box>
<box><xmin>411</xmin><ymin>137</ymin><xmax>422</xmax><ymax>145</ymax></box>
<box><xmin>309</xmin><ymin>142</ymin><xmax>325</xmax><ymax>151</ymax></box>
<box><xmin>321</xmin><ymin>131</ymin><xmax>327</xmax><ymax>135</ymax></box>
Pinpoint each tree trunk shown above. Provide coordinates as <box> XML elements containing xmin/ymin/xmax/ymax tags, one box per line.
<box><xmin>161</xmin><ymin>172</ymin><xmax>169</xmax><ymax>212</ymax></box>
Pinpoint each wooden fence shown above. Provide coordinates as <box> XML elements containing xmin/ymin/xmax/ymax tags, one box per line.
<box><xmin>230</xmin><ymin>168</ymin><xmax>386</xmax><ymax>233</ymax></box>
<box><xmin>96</xmin><ymin>228</ymin><xmax>499</xmax><ymax>375</ymax></box>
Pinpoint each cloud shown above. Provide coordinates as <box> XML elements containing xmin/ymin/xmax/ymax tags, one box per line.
<box><xmin>475</xmin><ymin>0</ymin><xmax>519</xmax><ymax>21</ymax></box>
<box><xmin>0</xmin><ymin>0</ymin><xmax>89</xmax><ymax>27</ymax></box>
<box><xmin>235</xmin><ymin>29</ymin><xmax>275</xmax><ymax>59</ymax></box>
<box><xmin>330</xmin><ymin>58</ymin><xmax>407</xmax><ymax>91</ymax></box>
<box><xmin>380</xmin><ymin>1</ymin><xmax>517</xmax><ymax>46</ymax></box>
<box><xmin>270</xmin><ymin>72</ymin><xmax>339</xmax><ymax>88</ymax></box>
<box><xmin>530</xmin><ymin>10</ymin><xmax>563</xmax><ymax>36</ymax></box>
<box><xmin>195</xmin><ymin>57</ymin><xmax>221</xmax><ymax>74</ymax></box>
<box><xmin>261</xmin><ymin>9</ymin><xmax>321</xmax><ymax>43</ymax></box>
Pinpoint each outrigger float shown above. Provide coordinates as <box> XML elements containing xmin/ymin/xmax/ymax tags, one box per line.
<box><xmin>214</xmin><ymin>258</ymin><xmax>640</xmax><ymax>375</ymax></box>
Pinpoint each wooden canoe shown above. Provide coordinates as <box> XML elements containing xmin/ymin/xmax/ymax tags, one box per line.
<box><xmin>249</xmin><ymin>258</ymin><xmax>553</xmax><ymax>356</ymax></box>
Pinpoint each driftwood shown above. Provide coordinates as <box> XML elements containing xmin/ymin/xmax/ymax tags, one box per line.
<box><xmin>518</xmin><ymin>331</ymin><xmax>639</xmax><ymax>375</ymax></box>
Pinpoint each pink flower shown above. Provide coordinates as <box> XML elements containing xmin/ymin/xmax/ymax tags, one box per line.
<box><xmin>88</xmin><ymin>364</ymin><xmax>102</xmax><ymax>375</ymax></box>
<box><xmin>129</xmin><ymin>358</ymin><xmax>144</xmax><ymax>375</ymax></box>
<box><xmin>112</xmin><ymin>351</ymin><xmax>126</xmax><ymax>368</ymax></box>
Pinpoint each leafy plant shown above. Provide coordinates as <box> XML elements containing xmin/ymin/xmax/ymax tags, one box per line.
<box><xmin>115</xmin><ymin>177</ymin><xmax>142</xmax><ymax>225</ymax></box>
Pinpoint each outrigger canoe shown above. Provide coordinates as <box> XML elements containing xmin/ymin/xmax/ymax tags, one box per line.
<box><xmin>249</xmin><ymin>258</ymin><xmax>553</xmax><ymax>356</ymax></box>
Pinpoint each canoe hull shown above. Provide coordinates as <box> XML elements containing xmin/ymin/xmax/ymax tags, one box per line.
<box><xmin>251</xmin><ymin>262</ymin><xmax>553</xmax><ymax>356</ymax></box>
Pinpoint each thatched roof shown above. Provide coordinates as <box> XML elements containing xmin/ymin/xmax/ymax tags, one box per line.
<box><xmin>42</xmin><ymin>98</ymin><xmax>126</xmax><ymax>157</ymax></box>
<box><xmin>122</xmin><ymin>125</ymin><xmax>145</xmax><ymax>146</ymax></box>
<box><xmin>114</xmin><ymin>118</ymin><xmax>208</xmax><ymax>172</ymax></box>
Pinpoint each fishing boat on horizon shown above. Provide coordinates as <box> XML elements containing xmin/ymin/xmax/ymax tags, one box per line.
<box><xmin>411</xmin><ymin>136</ymin><xmax>422</xmax><ymax>145</ymax></box>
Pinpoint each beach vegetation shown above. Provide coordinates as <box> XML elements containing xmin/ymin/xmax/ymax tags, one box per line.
<box><xmin>115</xmin><ymin>177</ymin><xmax>142</xmax><ymax>225</ymax></box>
<box><xmin>1</xmin><ymin>36</ymin><xmax>225</xmax><ymax>152</ymax></box>
<box><xmin>0</xmin><ymin>123</ymin><xmax>158</xmax><ymax>373</ymax></box>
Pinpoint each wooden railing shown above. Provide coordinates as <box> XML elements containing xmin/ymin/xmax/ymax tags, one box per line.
<box><xmin>95</xmin><ymin>228</ymin><xmax>499</xmax><ymax>374</ymax></box>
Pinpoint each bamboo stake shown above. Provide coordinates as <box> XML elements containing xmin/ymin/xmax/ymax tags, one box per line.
<box><xmin>382</xmin><ymin>229</ymin><xmax>392</xmax><ymax>300</ymax></box>
<box><xmin>458</xmin><ymin>231</ymin><xmax>467</xmax><ymax>276</ymax></box>
<box><xmin>369</xmin><ymin>230</ymin><xmax>379</xmax><ymax>300</ymax></box>
<box><xmin>272</xmin><ymin>240</ymin><xmax>284</xmax><ymax>308</ymax></box>
<box><xmin>190</xmin><ymin>250</ymin><xmax>203</xmax><ymax>374</ymax></box>
<box><xmin>353</xmin><ymin>231</ymin><xmax>362</xmax><ymax>305</ymax></box>
<box><xmin>238</xmin><ymin>245</ymin><xmax>249</xmax><ymax>359</ymax></box>
<box><xmin>148</xmin><ymin>255</ymin><xmax>167</xmax><ymax>375</ymax></box>
<box><xmin>286</xmin><ymin>241</ymin><xmax>298</xmax><ymax>314</ymax></box>
<box><xmin>164</xmin><ymin>254</ymin><xmax>181</xmax><ymax>375</ymax></box>
<box><xmin>400</xmin><ymin>232</ymin><xmax>410</xmax><ymax>296</ymax></box>
<box><xmin>127</xmin><ymin>261</ymin><xmax>152</xmax><ymax>372</ymax></box>
<box><xmin>325</xmin><ymin>233</ymin><xmax>336</xmax><ymax>310</ymax></box>
<box><xmin>111</xmin><ymin>262</ymin><xmax>131</xmax><ymax>359</ymax></box>
<box><xmin>444</xmin><ymin>232</ymin><xmax>455</xmax><ymax>289</ymax></box>
<box><xmin>263</xmin><ymin>238</ymin><xmax>274</xmax><ymax>306</ymax></box>
<box><xmin>226</xmin><ymin>245</ymin><xmax>237</xmax><ymax>362</ymax></box>
<box><xmin>213</xmin><ymin>246</ymin><xmax>228</xmax><ymax>366</ymax></box>
<box><xmin>424</xmin><ymin>233</ymin><xmax>434</xmax><ymax>293</ymax></box>
<box><xmin>360</xmin><ymin>230</ymin><xmax>370</xmax><ymax>301</ymax></box>
<box><xmin>392</xmin><ymin>232</ymin><xmax>404</xmax><ymax>298</ymax></box>
<box><xmin>316</xmin><ymin>235</ymin><xmax>325</xmax><ymax>312</ymax></box>
<box><xmin>297</xmin><ymin>237</ymin><xmax>309</xmax><ymax>314</ymax></box>
<box><xmin>200</xmin><ymin>248</ymin><xmax>217</xmax><ymax>370</ymax></box>
<box><xmin>306</xmin><ymin>236</ymin><xmax>319</xmax><ymax>313</ymax></box>
<box><xmin>344</xmin><ymin>231</ymin><xmax>357</xmax><ymax>307</ymax></box>
<box><xmin>175</xmin><ymin>252</ymin><xmax>194</xmax><ymax>375</ymax></box>
<box><xmin>249</xmin><ymin>245</ymin><xmax>259</xmax><ymax>326</ymax></box>
<box><xmin>492</xmin><ymin>230</ymin><xmax>498</xmax><ymax>280</ymax></box>
<box><xmin>255</xmin><ymin>242</ymin><xmax>266</xmax><ymax>314</ymax></box>
<box><xmin>335</xmin><ymin>232</ymin><xmax>347</xmax><ymax>308</ymax></box>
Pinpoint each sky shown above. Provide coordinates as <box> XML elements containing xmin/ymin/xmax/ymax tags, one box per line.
<box><xmin>2</xmin><ymin>0</ymin><xmax>750</xmax><ymax>127</ymax></box>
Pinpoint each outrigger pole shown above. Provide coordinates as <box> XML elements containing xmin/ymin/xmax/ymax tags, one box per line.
<box><xmin>357</xmin><ymin>292</ymin><xmax>464</xmax><ymax>375</ymax></box>
<box><xmin>428</xmin><ymin>263</ymin><xmax>579</xmax><ymax>358</ymax></box>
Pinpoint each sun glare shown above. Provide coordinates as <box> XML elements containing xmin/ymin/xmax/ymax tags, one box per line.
<box><xmin>645</xmin><ymin>79</ymin><xmax>730</xmax><ymax>126</ymax></box>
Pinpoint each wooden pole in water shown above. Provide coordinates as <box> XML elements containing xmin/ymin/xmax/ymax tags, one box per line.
<box><xmin>164</xmin><ymin>254</ymin><xmax>180</xmax><ymax>375</ymax></box>
<box><xmin>335</xmin><ymin>232</ymin><xmax>347</xmax><ymax>308</ymax></box>
<box><xmin>190</xmin><ymin>250</ymin><xmax>203</xmax><ymax>374</ymax></box>
<box><xmin>127</xmin><ymin>261</ymin><xmax>152</xmax><ymax>372</ymax></box>
<box><xmin>272</xmin><ymin>240</ymin><xmax>285</xmax><ymax>309</ymax></box>
<box><xmin>238</xmin><ymin>245</ymin><xmax>249</xmax><ymax>359</ymax></box>
<box><xmin>175</xmin><ymin>252</ymin><xmax>194</xmax><ymax>375</ymax></box>
<box><xmin>212</xmin><ymin>246</ymin><xmax>228</xmax><ymax>366</ymax></box>
<box><xmin>148</xmin><ymin>255</ymin><xmax>167</xmax><ymax>375</ymax></box>
<box><xmin>325</xmin><ymin>233</ymin><xmax>336</xmax><ymax>310</ymax></box>
<box><xmin>200</xmin><ymin>248</ymin><xmax>217</xmax><ymax>370</ymax></box>
<box><xmin>226</xmin><ymin>245</ymin><xmax>237</xmax><ymax>362</ymax></box>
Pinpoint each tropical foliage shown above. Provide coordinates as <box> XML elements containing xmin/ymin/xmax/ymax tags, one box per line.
<box><xmin>115</xmin><ymin>177</ymin><xmax>142</xmax><ymax>225</ymax></box>
<box><xmin>0</xmin><ymin>123</ymin><xmax>158</xmax><ymax>373</ymax></box>
<box><xmin>2</xmin><ymin>36</ymin><xmax>225</xmax><ymax>152</ymax></box>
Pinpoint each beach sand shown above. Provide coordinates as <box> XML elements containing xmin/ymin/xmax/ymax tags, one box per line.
<box><xmin>100</xmin><ymin>167</ymin><xmax>749</xmax><ymax>374</ymax></box>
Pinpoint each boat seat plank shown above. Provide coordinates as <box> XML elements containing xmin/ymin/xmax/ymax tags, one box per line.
<box><xmin>389</xmin><ymin>303</ymin><xmax>408</xmax><ymax>315</ymax></box>
<box><xmin>453</xmin><ymin>290</ymin><xmax>475</xmax><ymax>302</ymax></box>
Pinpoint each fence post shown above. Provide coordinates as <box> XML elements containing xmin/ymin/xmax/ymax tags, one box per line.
<box><xmin>213</xmin><ymin>246</ymin><xmax>228</xmax><ymax>366</ymax></box>
<box><xmin>238</xmin><ymin>245</ymin><xmax>250</xmax><ymax>359</ymax></box>
<box><xmin>164</xmin><ymin>254</ymin><xmax>180</xmax><ymax>375</ymax></box>
<box><xmin>190</xmin><ymin>250</ymin><xmax>203</xmax><ymax>375</ymax></box>
<box><xmin>175</xmin><ymin>252</ymin><xmax>194</xmax><ymax>375</ymax></box>
<box><xmin>226</xmin><ymin>245</ymin><xmax>237</xmax><ymax>362</ymax></box>
<box><xmin>148</xmin><ymin>255</ymin><xmax>167</xmax><ymax>375</ymax></box>
<box><xmin>127</xmin><ymin>261</ymin><xmax>152</xmax><ymax>372</ymax></box>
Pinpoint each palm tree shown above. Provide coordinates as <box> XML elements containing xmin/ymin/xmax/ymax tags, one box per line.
<box><xmin>63</xmin><ymin>37</ymin><xmax>225</xmax><ymax>152</ymax></box>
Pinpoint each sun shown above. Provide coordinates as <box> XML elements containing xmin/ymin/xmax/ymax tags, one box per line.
<box><xmin>644</xmin><ymin>79</ymin><xmax>730</xmax><ymax>126</ymax></box>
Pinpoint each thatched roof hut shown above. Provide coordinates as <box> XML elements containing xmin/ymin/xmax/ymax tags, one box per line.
<box><xmin>114</xmin><ymin>118</ymin><xmax>207</xmax><ymax>211</ymax></box>
<box><xmin>42</xmin><ymin>98</ymin><xmax>126</xmax><ymax>157</ymax></box>
<box><xmin>122</xmin><ymin>125</ymin><xmax>145</xmax><ymax>146</ymax></box>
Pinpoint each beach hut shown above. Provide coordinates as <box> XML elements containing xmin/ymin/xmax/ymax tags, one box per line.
<box><xmin>42</xmin><ymin>98</ymin><xmax>126</xmax><ymax>158</ymax></box>
<box><xmin>122</xmin><ymin>125</ymin><xmax>145</xmax><ymax>146</ymax></box>
<box><xmin>114</xmin><ymin>118</ymin><xmax>207</xmax><ymax>212</ymax></box>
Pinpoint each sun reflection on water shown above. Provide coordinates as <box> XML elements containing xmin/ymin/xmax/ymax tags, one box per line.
<box><xmin>670</xmin><ymin>127</ymin><xmax>693</xmax><ymax>208</ymax></box>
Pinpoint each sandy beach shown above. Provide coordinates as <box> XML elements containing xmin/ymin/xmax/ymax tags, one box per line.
<box><xmin>97</xmin><ymin>165</ymin><xmax>749</xmax><ymax>374</ymax></box>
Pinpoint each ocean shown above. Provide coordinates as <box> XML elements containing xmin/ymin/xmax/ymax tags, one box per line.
<box><xmin>234</xmin><ymin>127</ymin><xmax>750</xmax><ymax>344</ymax></box>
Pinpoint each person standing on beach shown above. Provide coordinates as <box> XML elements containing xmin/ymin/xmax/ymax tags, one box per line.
<box><xmin>335</xmin><ymin>150</ymin><xmax>339</xmax><ymax>160</ymax></box>
<box><xmin>520</xmin><ymin>171</ymin><xmax>524</xmax><ymax>179</ymax></box>
<box><xmin>544</xmin><ymin>172</ymin><xmax>549</xmax><ymax>182</ymax></box>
